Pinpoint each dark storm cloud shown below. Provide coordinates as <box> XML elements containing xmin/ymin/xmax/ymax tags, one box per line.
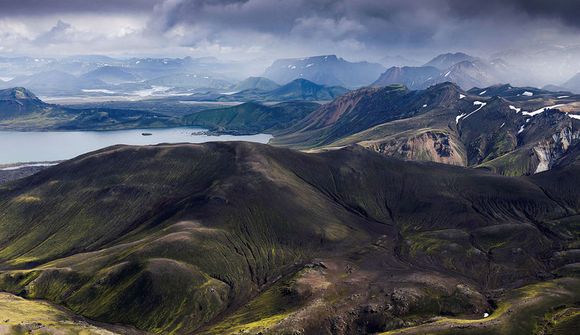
<box><xmin>1</xmin><ymin>0</ymin><xmax>580</xmax><ymax>63</ymax></box>
<box><xmin>138</xmin><ymin>0</ymin><xmax>580</xmax><ymax>51</ymax></box>
<box><xmin>1</xmin><ymin>0</ymin><xmax>579</xmax><ymax>29</ymax></box>
<box><xmin>447</xmin><ymin>0</ymin><xmax>580</xmax><ymax>27</ymax></box>
<box><xmin>0</xmin><ymin>0</ymin><xmax>159</xmax><ymax>16</ymax></box>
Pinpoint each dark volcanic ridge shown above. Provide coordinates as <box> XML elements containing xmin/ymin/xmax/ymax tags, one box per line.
<box><xmin>0</xmin><ymin>141</ymin><xmax>578</xmax><ymax>334</ymax></box>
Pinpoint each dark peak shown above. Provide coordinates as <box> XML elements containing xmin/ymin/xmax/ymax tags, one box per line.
<box><xmin>286</xmin><ymin>78</ymin><xmax>321</xmax><ymax>87</ymax></box>
<box><xmin>378</xmin><ymin>84</ymin><xmax>408</xmax><ymax>93</ymax></box>
<box><xmin>424</xmin><ymin>52</ymin><xmax>477</xmax><ymax>68</ymax></box>
<box><xmin>427</xmin><ymin>81</ymin><xmax>463</xmax><ymax>93</ymax></box>
<box><xmin>488</xmin><ymin>95</ymin><xmax>508</xmax><ymax>104</ymax></box>
<box><xmin>493</xmin><ymin>83</ymin><xmax>513</xmax><ymax>89</ymax></box>
<box><xmin>0</xmin><ymin>87</ymin><xmax>41</xmax><ymax>101</ymax></box>
<box><xmin>306</xmin><ymin>54</ymin><xmax>338</xmax><ymax>62</ymax></box>
<box><xmin>448</xmin><ymin>59</ymin><xmax>487</xmax><ymax>70</ymax></box>
<box><xmin>422</xmin><ymin>82</ymin><xmax>464</xmax><ymax>105</ymax></box>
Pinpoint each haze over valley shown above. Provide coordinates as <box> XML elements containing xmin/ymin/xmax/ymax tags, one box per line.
<box><xmin>1</xmin><ymin>1</ymin><xmax>580</xmax><ymax>335</ymax></box>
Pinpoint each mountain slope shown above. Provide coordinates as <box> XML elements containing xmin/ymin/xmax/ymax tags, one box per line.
<box><xmin>183</xmin><ymin>101</ymin><xmax>319</xmax><ymax>134</ymax></box>
<box><xmin>273</xmin><ymin>83</ymin><xmax>580</xmax><ymax>175</ymax></box>
<box><xmin>0</xmin><ymin>142</ymin><xmax>577</xmax><ymax>334</ymax></box>
<box><xmin>563</xmin><ymin>72</ymin><xmax>580</xmax><ymax>93</ymax></box>
<box><xmin>264</xmin><ymin>78</ymin><xmax>347</xmax><ymax>100</ymax></box>
<box><xmin>372</xmin><ymin>52</ymin><xmax>513</xmax><ymax>91</ymax></box>
<box><xmin>1</xmin><ymin>70</ymin><xmax>108</xmax><ymax>96</ymax></box>
<box><xmin>80</xmin><ymin>66</ymin><xmax>140</xmax><ymax>85</ymax></box>
<box><xmin>372</xmin><ymin>66</ymin><xmax>441</xmax><ymax>90</ymax></box>
<box><xmin>0</xmin><ymin>87</ymin><xmax>49</xmax><ymax>119</ymax></box>
<box><xmin>424</xmin><ymin>52</ymin><xmax>478</xmax><ymax>69</ymax></box>
<box><xmin>272</xmin><ymin>83</ymin><xmax>463</xmax><ymax>149</ymax></box>
<box><xmin>0</xmin><ymin>87</ymin><xmax>179</xmax><ymax>130</ymax></box>
<box><xmin>189</xmin><ymin>78</ymin><xmax>349</xmax><ymax>102</ymax></box>
<box><xmin>232</xmin><ymin>77</ymin><xmax>280</xmax><ymax>92</ymax></box>
<box><xmin>428</xmin><ymin>60</ymin><xmax>499</xmax><ymax>90</ymax></box>
<box><xmin>146</xmin><ymin>73</ymin><xmax>232</xmax><ymax>90</ymax></box>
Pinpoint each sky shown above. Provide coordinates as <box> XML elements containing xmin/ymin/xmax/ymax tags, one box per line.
<box><xmin>1</xmin><ymin>0</ymin><xmax>580</xmax><ymax>66</ymax></box>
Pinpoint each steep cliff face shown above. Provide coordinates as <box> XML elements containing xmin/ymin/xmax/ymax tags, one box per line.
<box><xmin>362</xmin><ymin>130</ymin><xmax>466</xmax><ymax>166</ymax></box>
<box><xmin>532</xmin><ymin>126</ymin><xmax>580</xmax><ymax>173</ymax></box>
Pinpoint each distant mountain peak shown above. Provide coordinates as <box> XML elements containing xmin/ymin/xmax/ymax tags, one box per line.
<box><xmin>0</xmin><ymin>87</ymin><xmax>41</xmax><ymax>101</ymax></box>
<box><xmin>427</xmin><ymin>81</ymin><xmax>463</xmax><ymax>91</ymax></box>
<box><xmin>0</xmin><ymin>87</ymin><xmax>49</xmax><ymax>119</ymax></box>
<box><xmin>232</xmin><ymin>76</ymin><xmax>280</xmax><ymax>92</ymax></box>
<box><xmin>263</xmin><ymin>55</ymin><xmax>385</xmax><ymax>87</ymax></box>
<box><xmin>424</xmin><ymin>52</ymin><xmax>478</xmax><ymax>70</ymax></box>
<box><xmin>372</xmin><ymin>66</ymin><xmax>441</xmax><ymax>90</ymax></box>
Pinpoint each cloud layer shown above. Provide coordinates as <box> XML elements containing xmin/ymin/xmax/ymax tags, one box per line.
<box><xmin>0</xmin><ymin>0</ymin><xmax>579</xmax><ymax>65</ymax></box>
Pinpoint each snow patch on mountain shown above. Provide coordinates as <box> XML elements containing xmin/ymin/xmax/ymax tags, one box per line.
<box><xmin>456</xmin><ymin>112</ymin><xmax>467</xmax><ymax>124</ymax></box>
<box><xmin>509</xmin><ymin>105</ymin><xmax>521</xmax><ymax>113</ymax></box>
<box><xmin>462</xmin><ymin>101</ymin><xmax>487</xmax><ymax>120</ymax></box>
<box><xmin>523</xmin><ymin>104</ymin><xmax>566</xmax><ymax>117</ymax></box>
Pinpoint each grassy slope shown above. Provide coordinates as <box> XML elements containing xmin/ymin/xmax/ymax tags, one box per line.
<box><xmin>272</xmin><ymin>84</ymin><xmax>579</xmax><ymax>177</ymax></box>
<box><xmin>0</xmin><ymin>292</ymin><xmax>145</xmax><ymax>335</ymax></box>
<box><xmin>379</xmin><ymin>277</ymin><xmax>580</xmax><ymax>335</ymax></box>
<box><xmin>0</xmin><ymin>142</ymin><xmax>578</xmax><ymax>334</ymax></box>
<box><xmin>182</xmin><ymin>101</ymin><xmax>319</xmax><ymax>134</ymax></box>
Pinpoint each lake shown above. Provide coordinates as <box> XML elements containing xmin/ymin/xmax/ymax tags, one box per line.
<box><xmin>0</xmin><ymin>128</ymin><xmax>272</xmax><ymax>165</ymax></box>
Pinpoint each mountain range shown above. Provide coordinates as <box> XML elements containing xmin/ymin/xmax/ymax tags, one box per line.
<box><xmin>273</xmin><ymin>82</ymin><xmax>580</xmax><ymax>176</ymax></box>
<box><xmin>373</xmin><ymin>53</ymin><xmax>517</xmax><ymax>91</ymax></box>
<box><xmin>2</xmin><ymin>80</ymin><xmax>579</xmax><ymax>178</ymax></box>
<box><xmin>185</xmin><ymin>78</ymin><xmax>349</xmax><ymax>102</ymax></box>
<box><xmin>0</xmin><ymin>87</ymin><xmax>179</xmax><ymax>130</ymax></box>
<box><xmin>262</xmin><ymin>55</ymin><xmax>385</xmax><ymax>88</ymax></box>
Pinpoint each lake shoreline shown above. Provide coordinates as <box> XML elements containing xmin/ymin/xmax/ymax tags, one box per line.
<box><xmin>0</xmin><ymin>128</ymin><xmax>272</xmax><ymax>165</ymax></box>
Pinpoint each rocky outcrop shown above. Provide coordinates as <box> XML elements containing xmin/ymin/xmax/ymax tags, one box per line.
<box><xmin>363</xmin><ymin>130</ymin><xmax>466</xmax><ymax>166</ymax></box>
<box><xmin>532</xmin><ymin>126</ymin><xmax>580</xmax><ymax>173</ymax></box>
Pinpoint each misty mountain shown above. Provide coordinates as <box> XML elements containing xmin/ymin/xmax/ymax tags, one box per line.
<box><xmin>492</xmin><ymin>44</ymin><xmax>580</xmax><ymax>87</ymax></box>
<box><xmin>80</xmin><ymin>66</ymin><xmax>141</xmax><ymax>85</ymax></box>
<box><xmin>0</xmin><ymin>87</ymin><xmax>179</xmax><ymax>130</ymax></box>
<box><xmin>0</xmin><ymin>56</ymin><xmax>244</xmax><ymax>93</ymax></box>
<box><xmin>563</xmin><ymin>72</ymin><xmax>580</xmax><ymax>93</ymax></box>
<box><xmin>428</xmin><ymin>59</ymin><xmax>499</xmax><ymax>90</ymax></box>
<box><xmin>424</xmin><ymin>52</ymin><xmax>478</xmax><ymax>69</ymax></box>
<box><xmin>231</xmin><ymin>76</ymin><xmax>280</xmax><ymax>92</ymax></box>
<box><xmin>186</xmin><ymin>78</ymin><xmax>348</xmax><ymax>102</ymax></box>
<box><xmin>264</xmin><ymin>78</ymin><xmax>347</xmax><ymax>100</ymax></box>
<box><xmin>379</xmin><ymin>54</ymin><xmax>421</xmax><ymax>67</ymax></box>
<box><xmin>145</xmin><ymin>73</ymin><xmax>232</xmax><ymax>90</ymax></box>
<box><xmin>373</xmin><ymin>54</ymin><xmax>507</xmax><ymax>90</ymax></box>
<box><xmin>262</xmin><ymin>55</ymin><xmax>385</xmax><ymax>87</ymax></box>
<box><xmin>0</xmin><ymin>70</ymin><xmax>108</xmax><ymax>96</ymax></box>
<box><xmin>0</xmin><ymin>87</ymin><xmax>50</xmax><ymax>119</ymax></box>
<box><xmin>372</xmin><ymin>66</ymin><xmax>440</xmax><ymax>89</ymax></box>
